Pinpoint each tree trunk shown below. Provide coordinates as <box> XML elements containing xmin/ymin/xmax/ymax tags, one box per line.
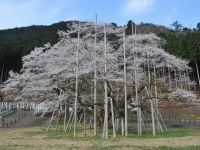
<box><xmin>0</xmin><ymin>64</ymin><xmax>4</xmax><ymax>83</ymax></box>
<box><xmin>47</xmin><ymin>110</ymin><xmax>55</xmax><ymax>131</ymax></box>
<box><xmin>64</xmin><ymin>105</ymin><xmax>67</xmax><ymax>131</ymax></box>
<box><xmin>84</xmin><ymin>108</ymin><xmax>86</xmax><ymax>137</ymax></box>
<box><xmin>110</xmin><ymin>98</ymin><xmax>116</xmax><ymax>138</ymax></box>
<box><xmin>195</xmin><ymin>59</ymin><xmax>200</xmax><ymax>87</ymax></box>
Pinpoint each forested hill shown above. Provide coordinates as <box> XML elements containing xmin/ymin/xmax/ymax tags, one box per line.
<box><xmin>0</xmin><ymin>21</ymin><xmax>68</xmax><ymax>82</ymax></box>
<box><xmin>0</xmin><ymin>20</ymin><xmax>200</xmax><ymax>82</ymax></box>
<box><xmin>125</xmin><ymin>21</ymin><xmax>200</xmax><ymax>62</ymax></box>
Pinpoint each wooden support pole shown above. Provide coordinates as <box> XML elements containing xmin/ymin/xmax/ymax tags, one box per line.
<box><xmin>66</xmin><ymin>110</ymin><xmax>73</xmax><ymax>131</ymax></box>
<box><xmin>195</xmin><ymin>59</ymin><xmax>200</xmax><ymax>87</ymax></box>
<box><xmin>70</xmin><ymin>112</ymin><xmax>75</xmax><ymax>131</ymax></box>
<box><xmin>168</xmin><ymin>66</ymin><xmax>171</xmax><ymax>88</ymax></box>
<box><xmin>64</xmin><ymin>105</ymin><xmax>67</xmax><ymax>132</ymax></box>
<box><xmin>73</xmin><ymin>26</ymin><xmax>80</xmax><ymax>138</ymax></box>
<box><xmin>153</xmin><ymin>63</ymin><xmax>160</xmax><ymax>132</ymax></box>
<box><xmin>156</xmin><ymin>108</ymin><xmax>168</xmax><ymax>132</ymax></box>
<box><xmin>89</xmin><ymin>117</ymin><xmax>92</xmax><ymax>129</ymax></box>
<box><xmin>84</xmin><ymin>108</ymin><xmax>86</xmax><ymax>137</ymax></box>
<box><xmin>93</xmin><ymin>13</ymin><xmax>97</xmax><ymax>136</ymax></box>
<box><xmin>0</xmin><ymin>64</ymin><xmax>4</xmax><ymax>83</ymax></box>
<box><xmin>186</xmin><ymin>70</ymin><xmax>191</xmax><ymax>91</ymax></box>
<box><xmin>102</xmin><ymin>24</ymin><xmax>108</xmax><ymax>139</ymax></box>
<box><xmin>116</xmin><ymin>118</ymin><xmax>119</xmax><ymax>131</ymax></box>
<box><xmin>47</xmin><ymin>110</ymin><xmax>55</xmax><ymax>131</ymax></box>
<box><xmin>150</xmin><ymin>100</ymin><xmax>156</xmax><ymax>136</ymax></box>
<box><xmin>174</xmin><ymin>69</ymin><xmax>178</xmax><ymax>89</ymax></box>
<box><xmin>121</xmin><ymin>117</ymin><xmax>124</xmax><ymax>136</ymax></box>
<box><xmin>110</xmin><ymin>98</ymin><xmax>116</xmax><ymax>138</ymax></box>
<box><xmin>179</xmin><ymin>71</ymin><xmax>183</xmax><ymax>90</ymax></box>
<box><xmin>123</xmin><ymin>31</ymin><xmax>128</xmax><ymax>137</ymax></box>
<box><xmin>134</xmin><ymin>52</ymin><xmax>141</xmax><ymax>136</ymax></box>
<box><xmin>77</xmin><ymin>113</ymin><xmax>83</xmax><ymax>129</ymax></box>
<box><xmin>153</xmin><ymin>107</ymin><xmax>163</xmax><ymax>133</ymax></box>
<box><xmin>55</xmin><ymin>111</ymin><xmax>60</xmax><ymax>131</ymax></box>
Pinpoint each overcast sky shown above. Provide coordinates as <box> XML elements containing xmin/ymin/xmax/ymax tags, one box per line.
<box><xmin>0</xmin><ymin>0</ymin><xmax>199</xmax><ymax>29</ymax></box>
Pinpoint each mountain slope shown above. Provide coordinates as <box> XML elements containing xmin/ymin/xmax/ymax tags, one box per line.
<box><xmin>0</xmin><ymin>21</ymin><xmax>69</xmax><ymax>81</ymax></box>
<box><xmin>0</xmin><ymin>20</ymin><xmax>200</xmax><ymax>83</ymax></box>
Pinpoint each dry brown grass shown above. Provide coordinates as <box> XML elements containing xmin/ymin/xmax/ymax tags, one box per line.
<box><xmin>0</xmin><ymin>126</ymin><xmax>200</xmax><ymax>150</ymax></box>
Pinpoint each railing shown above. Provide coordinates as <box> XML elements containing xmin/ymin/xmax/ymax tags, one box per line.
<box><xmin>162</xmin><ymin>115</ymin><xmax>200</xmax><ymax>127</ymax></box>
<box><xmin>2</xmin><ymin>113</ymin><xmax>30</xmax><ymax>128</ymax></box>
<box><xmin>0</xmin><ymin>106</ymin><xmax>17</xmax><ymax>117</ymax></box>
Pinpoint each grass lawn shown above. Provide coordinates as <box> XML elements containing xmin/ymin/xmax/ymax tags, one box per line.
<box><xmin>0</xmin><ymin>124</ymin><xmax>199</xmax><ymax>150</ymax></box>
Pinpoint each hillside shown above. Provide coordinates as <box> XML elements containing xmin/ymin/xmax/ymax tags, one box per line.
<box><xmin>0</xmin><ymin>21</ymin><xmax>69</xmax><ymax>81</ymax></box>
<box><xmin>0</xmin><ymin>21</ymin><xmax>199</xmax><ymax>141</ymax></box>
<box><xmin>0</xmin><ymin>20</ymin><xmax>200</xmax><ymax>82</ymax></box>
<box><xmin>1</xmin><ymin>21</ymin><xmax>194</xmax><ymax>103</ymax></box>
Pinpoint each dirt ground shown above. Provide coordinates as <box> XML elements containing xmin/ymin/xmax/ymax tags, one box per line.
<box><xmin>0</xmin><ymin>127</ymin><xmax>200</xmax><ymax>150</ymax></box>
<box><xmin>0</xmin><ymin>109</ymin><xmax>200</xmax><ymax>150</ymax></box>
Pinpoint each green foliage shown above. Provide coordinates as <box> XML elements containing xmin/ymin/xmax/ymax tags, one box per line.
<box><xmin>125</xmin><ymin>20</ymin><xmax>200</xmax><ymax>67</ymax></box>
<box><xmin>107</xmin><ymin>33</ymin><xmax>120</xmax><ymax>49</ymax></box>
<box><xmin>125</xmin><ymin>20</ymin><xmax>136</xmax><ymax>35</ymax></box>
<box><xmin>111</xmin><ymin>22</ymin><xmax>117</xmax><ymax>27</ymax></box>
<box><xmin>171</xmin><ymin>21</ymin><xmax>183</xmax><ymax>31</ymax></box>
<box><xmin>197</xmin><ymin>22</ymin><xmax>200</xmax><ymax>31</ymax></box>
<box><xmin>163</xmin><ymin>31</ymin><xmax>200</xmax><ymax>62</ymax></box>
<box><xmin>69</xmin><ymin>32</ymin><xmax>85</xmax><ymax>38</ymax></box>
<box><xmin>1</xmin><ymin>20</ymin><xmax>200</xmax><ymax>82</ymax></box>
<box><xmin>0</xmin><ymin>21</ymin><xmax>69</xmax><ymax>81</ymax></box>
